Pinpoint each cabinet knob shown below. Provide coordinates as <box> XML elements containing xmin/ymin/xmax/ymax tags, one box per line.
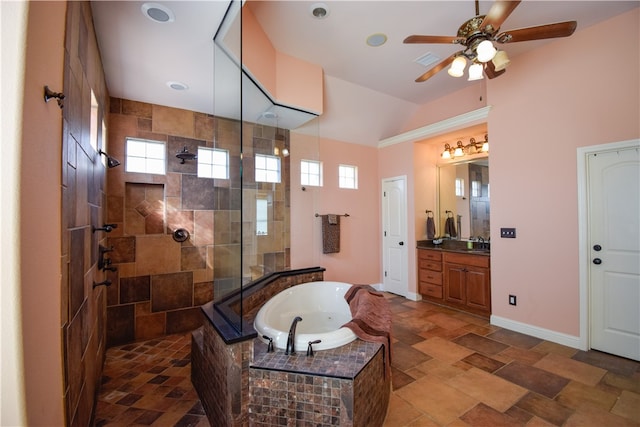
<box><xmin>399</xmin><ymin>241</ymin><xmax>404</xmax><ymax>246</ymax></box>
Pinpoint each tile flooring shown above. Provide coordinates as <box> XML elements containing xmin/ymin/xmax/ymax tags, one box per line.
<box><xmin>94</xmin><ymin>295</ymin><xmax>640</xmax><ymax>426</ymax></box>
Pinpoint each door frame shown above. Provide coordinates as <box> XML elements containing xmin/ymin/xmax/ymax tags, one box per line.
<box><xmin>577</xmin><ymin>138</ymin><xmax>640</xmax><ymax>351</ymax></box>
<box><xmin>381</xmin><ymin>175</ymin><xmax>409</xmax><ymax>297</ymax></box>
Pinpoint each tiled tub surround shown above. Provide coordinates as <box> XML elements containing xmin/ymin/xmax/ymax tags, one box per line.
<box><xmin>191</xmin><ymin>269</ymin><xmax>391</xmax><ymax>426</ymax></box>
<box><xmin>105</xmin><ymin>97</ymin><xmax>291</xmax><ymax>346</ymax></box>
<box><xmin>250</xmin><ymin>340</ymin><xmax>389</xmax><ymax>426</ymax></box>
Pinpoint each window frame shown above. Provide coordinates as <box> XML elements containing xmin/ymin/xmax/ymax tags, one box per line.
<box><xmin>338</xmin><ymin>164</ymin><xmax>358</xmax><ymax>189</ymax></box>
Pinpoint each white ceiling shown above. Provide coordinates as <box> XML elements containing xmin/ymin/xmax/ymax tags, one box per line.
<box><xmin>91</xmin><ymin>1</ymin><xmax>638</xmax><ymax>146</ymax></box>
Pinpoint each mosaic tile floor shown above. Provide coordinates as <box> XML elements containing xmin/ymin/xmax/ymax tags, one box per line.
<box><xmin>94</xmin><ymin>295</ymin><xmax>640</xmax><ymax>426</ymax></box>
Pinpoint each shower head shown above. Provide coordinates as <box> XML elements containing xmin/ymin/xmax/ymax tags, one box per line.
<box><xmin>176</xmin><ymin>146</ymin><xmax>197</xmax><ymax>164</ymax></box>
<box><xmin>99</xmin><ymin>149</ymin><xmax>121</xmax><ymax>168</ymax></box>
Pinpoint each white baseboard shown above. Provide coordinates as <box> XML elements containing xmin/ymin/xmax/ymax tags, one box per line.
<box><xmin>490</xmin><ymin>315</ymin><xmax>585</xmax><ymax>350</ymax></box>
<box><xmin>406</xmin><ymin>292</ymin><xmax>422</xmax><ymax>302</ymax></box>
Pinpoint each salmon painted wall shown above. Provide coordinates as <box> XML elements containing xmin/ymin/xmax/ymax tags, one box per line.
<box><xmin>487</xmin><ymin>8</ymin><xmax>639</xmax><ymax>337</ymax></box>
<box><xmin>18</xmin><ymin>2</ymin><xmax>66</xmax><ymax>424</ymax></box>
<box><xmin>290</xmin><ymin>132</ymin><xmax>380</xmax><ymax>284</ymax></box>
<box><xmin>242</xmin><ymin>4</ymin><xmax>323</xmax><ymax>113</ymax></box>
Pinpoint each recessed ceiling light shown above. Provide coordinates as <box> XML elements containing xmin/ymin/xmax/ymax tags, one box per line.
<box><xmin>310</xmin><ymin>3</ymin><xmax>329</xmax><ymax>19</ymax></box>
<box><xmin>167</xmin><ymin>81</ymin><xmax>188</xmax><ymax>91</ymax></box>
<box><xmin>366</xmin><ymin>33</ymin><xmax>387</xmax><ymax>47</ymax></box>
<box><xmin>141</xmin><ymin>3</ymin><xmax>175</xmax><ymax>23</ymax></box>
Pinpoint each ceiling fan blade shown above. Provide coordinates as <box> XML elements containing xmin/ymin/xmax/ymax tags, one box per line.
<box><xmin>481</xmin><ymin>0</ymin><xmax>521</xmax><ymax>33</ymax></box>
<box><xmin>404</xmin><ymin>35</ymin><xmax>464</xmax><ymax>44</ymax></box>
<box><xmin>496</xmin><ymin>21</ymin><xmax>577</xmax><ymax>43</ymax></box>
<box><xmin>415</xmin><ymin>54</ymin><xmax>457</xmax><ymax>83</ymax></box>
<box><xmin>485</xmin><ymin>61</ymin><xmax>506</xmax><ymax>79</ymax></box>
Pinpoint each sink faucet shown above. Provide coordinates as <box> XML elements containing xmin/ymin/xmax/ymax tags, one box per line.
<box><xmin>478</xmin><ymin>236</ymin><xmax>485</xmax><ymax>249</ymax></box>
<box><xmin>285</xmin><ymin>316</ymin><xmax>303</xmax><ymax>355</ymax></box>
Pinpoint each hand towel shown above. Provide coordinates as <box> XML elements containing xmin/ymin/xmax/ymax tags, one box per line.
<box><xmin>445</xmin><ymin>216</ymin><xmax>457</xmax><ymax>238</ymax></box>
<box><xmin>426</xmin><ymin>216</ymin><xmax>436</xmax><ymax>239</ymax></box>
<box><xmin>321</xmin><ymin>214</ymin><xmax>340</xmax><ymax>253</ymax></box>
<box><xmin>342</xmin><ymin>285</ymin><xmax>392</xmax><ymax>378</ymax></box>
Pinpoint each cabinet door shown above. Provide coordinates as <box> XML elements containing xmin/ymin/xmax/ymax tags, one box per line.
<box><xmin>466</xmin><ymin>266</ymin><xmax>491</xmax><ymax>312</ymax></box>
<box><xmin>444</xmin><ymin>264</ymin><xmax>466</xmax><ymax>305</ymax></box>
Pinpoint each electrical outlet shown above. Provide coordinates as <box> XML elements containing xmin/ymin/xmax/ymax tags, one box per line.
<box><xmin>509</xmin><ymin>295</ymin><xmax>517</xmax><ymax>306</ymax></box>
<box><xmin>501</xmin><ymin>228</ymin><xmax>516</xmax><ymax>238</ymax></box>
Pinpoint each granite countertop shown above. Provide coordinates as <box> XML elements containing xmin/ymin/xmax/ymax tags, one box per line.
<box><xmin>417</xmin><ymin>240</ymin><xmax>490</xmax><ymax>255</ymax></box>
<box><xmin>251</xmin><ymin>338</ymin><xmax>382</xmax><ymax>380</ymax></box>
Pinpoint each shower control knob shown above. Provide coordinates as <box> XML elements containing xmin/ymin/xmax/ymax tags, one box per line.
<box><xmin>593</xmin><ymin>258</ymin><xmax>602</xmax><ymax>265</ymax></box>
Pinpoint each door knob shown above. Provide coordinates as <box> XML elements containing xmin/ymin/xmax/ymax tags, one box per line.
<box><xmin>399</xmin><ymin>241</ymin><xmax>404</xmax><ymax>246</ymax></box>
<box><xmin>593</xmin><ymin>258</ymin><xmax>602</xmax><ymax>265</ymax></box>
<box><xmin>593</xmin><ymin>244</ymin><xmax>602</xmax><ymax>251</ymax></box>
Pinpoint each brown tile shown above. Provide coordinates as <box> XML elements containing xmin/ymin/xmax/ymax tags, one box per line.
<box><xmin>392</xmin><ymin>324</ymin><xmax>427</xmax><ymax>346</ymax></box>
<box><xmin>193</xmin><ymin>281</ymin><xmax>214</xmax><ymax>305</ymax></box>
<box><xmin>461</xmin><ymin>352</ymin><xmax>505</xmax><ymax>373</ymax></box>
<box><xmin>152</xmin><ymin>105</ymin><xmax>194</xmax><ymax>137</ymax></box>
<box><xmin>120</xmin><ymin>275</ymin><xmax>150</xmax><ymax>304</ymax></box>
<box><xmin>453</xmin><ymin>333</ymin><xmax>509</xmax><ymax>355</ymax></box>
<box><xmin>572</xmin><ymin>350</ymin><xmax>640</xmax><ymax>377</ymax></box>
<box><xmin>181</xmin><ymin>246</ymin><xmax>206</xmax><ymax>271</ymax></box>
<box><xmin>556</xmin><ymin>380</ymin><xmax>618</xmax><ymax>411</ymax></box>
<box><xmin>108</xmin><ymin>236</ymin><xmax>136</xmax><ymax>263</ymax></box>
<box><xmin>496</xmin><ymin>345</ymin><xmax>545</xmax><ymax>366</ymax></box>
<box><xmin>447</xmin><ymin>367</ymin><xmax>528</xmax><ymax>412</ymax></box>
<box><xmin>534</xmin><ymin>353</ymin><xmax>606</xmax><ymax>386</ymax></box>
<box><xmin>391</xmin><ymin>366</ymin><xmax>416</xmax><ymax>390</ymax></box>
<box><xmin>166</xmin><ymin>308</ymin><xmax>204</xmax><ymax>334</ymax></box>
<box><xmin>122</xmin><ymin>99</ymin><xmax>152</xmax><ymax>118</ymax></box>
<box><xmin>515</xmin><ymin>392</ymin><xmax>574</xmax><ymax>426</ymax></box>
<box><xmin>383</xmin><ymin>394</ymin><xmax>423</xmax><ymax>426</ymax></box>
<box><xmin>460</xmin><ymin>403</ymin><xmax>526</xmax><ymax>427</ymax></box>
<box><xmin>495</xmin><ymin>361</ymin><xmax>570</xmax><ymax>398</ymax></box>
<box><xmin>564</xmin><ymin>402</ymin><xmax>638</xmax><ymax>427</ymax></box>
<box><xmin>151</xmin><ymin>272</ymin><xmax>194</xmax><ymax>313</ymax></box>
<box><xmin>413</xmin><ymin>337</ymin><xmax>475</xmax><ymax>364</ymax></box>
<box><xmin>135</xmin><ymin>313</ymin><xmax>166</xmax><ymax>341</ymax></box>
<box><xmin>611</xmin><ymin>390</ymin><xmax>640</xmax><ymax>423</ymax></box>
<box><xmin>487</xmin><ymin>328</ymin><xmax>543</xmax><ymax>349</ymax></box>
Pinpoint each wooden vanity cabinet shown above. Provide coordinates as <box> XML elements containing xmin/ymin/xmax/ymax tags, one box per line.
<box><xmin>417</xmin><ymin>249</ymin><xmax>443</xmax><ymax>299</ymax></box>
<box><xmin>417</xmin><ymin>248</ymin><xmax>491</xmax><ymax>317</ymax></box>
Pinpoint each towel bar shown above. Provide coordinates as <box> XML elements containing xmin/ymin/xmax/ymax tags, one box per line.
<box><xmin>315</xmin><ymin>213</ymin><xmax>350</xmax><ymax>217</ymax></box>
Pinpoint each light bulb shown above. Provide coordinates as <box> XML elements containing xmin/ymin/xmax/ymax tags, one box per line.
<box><xmin>447</xmin><ymin>56</ymin><xmax>466</xmax><ymax>78</ymax></box>
<box><xmin>492</xmin><ymin>50</ymin><xmax>511</xmax><ymax>71</ymax></box>
<box><xmin>468</xmin><ymin>63</ymin><xmax>484</xmax><ymax>81</ymax></box>
<box><xmin>476</xmin><ymin>40</ymin><xmax>497</xmax><ymax>63</ymax></box>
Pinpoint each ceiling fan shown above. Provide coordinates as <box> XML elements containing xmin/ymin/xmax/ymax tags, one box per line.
<box><xmin>404</xmin><ymin>0</ymin><xmax>577</xmax><ymax>82</ymax></box>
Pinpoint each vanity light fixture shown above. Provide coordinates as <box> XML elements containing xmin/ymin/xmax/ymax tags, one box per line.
<box><xmin>441</xmin><ymin>135</ymin><xmax>489</xmax><ymax>159</ymax></box>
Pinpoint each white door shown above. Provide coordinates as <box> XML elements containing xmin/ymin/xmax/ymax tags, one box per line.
<box><xmin>382</xmin><ymin>177</ymin><xmax>408</xmax><ymax>296</ymax></box>
<box><xmin>589</xmin><ymin>145</ymin><xmax>640</xmax><ymax>361</ymax></box>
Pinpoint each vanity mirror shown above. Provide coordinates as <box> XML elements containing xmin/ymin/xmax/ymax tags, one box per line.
<box><xmin>437</xmin><ymin>158</ymin><xmax>489</xmax><ymax>240</ymax></box>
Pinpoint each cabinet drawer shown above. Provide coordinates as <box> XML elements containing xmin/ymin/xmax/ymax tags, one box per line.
<box><xmin>418</xmin><ymin>249</ymin><xmax>442</xmax><ymax>262</ymax></box>
<box><xmin>419</xmin><ymin>282</ymin><xmax>443</xmax><ymax>299</ymax></box>
<box><xmin>418</xmin><ymin>259</ymin><xmax>442</xmax><ymax>271</ymax></box>
<box><xmin>443</xmin><ymin>252</ymin><xmax>490</xmax><ymax>268</ymax></box>
<box><xmin>419</xmin><ymin>269</ymin><xmax>443</xmax><ymax>285</ymax></box>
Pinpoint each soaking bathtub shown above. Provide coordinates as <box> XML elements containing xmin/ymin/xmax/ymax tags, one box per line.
<box><xmin>253</xmin><ymin>281</ymin><xmax>357</xmax><ymax>351</ymax></box>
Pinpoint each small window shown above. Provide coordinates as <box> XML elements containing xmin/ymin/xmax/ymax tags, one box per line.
<box><xmin>256</xmin><ymin>197</ymin><xmax>268</xmax><ymax>235</ymax></box>
<box><xmin>455</xmin><ymin>178</ymin><xmax>465</xmax><ymax>197</ymax></box>
<box><xmin>338</xmin><ymin>164</ymin><xmax>358</xmax><ymax>189</ymax></box>
<box><xmin>255</xmin><ymin>154</ymin><xmax>281</xmax><ymax>183</ymax></box>
<box><xmin>471</xmin><ymin>180</ymin><xmax>480</xmax><ymax>197</ymax></box>
<box><xmin>301</xmin><ymin>160</ymin><xmax>322</xmax><ymax>187</ymax></box>
<box><xmin>198</xmin><ymin>147</ymin><xmax>229</xmax><ymax>179</ymax></box>
<box><xmin>125</xmin><ymin>138</ymin><xmax>166</xmax><ymax>175</ymax></box>
<box><xmin>90</xmin><ymin>90</ymin><xmax>99</xmax><ymax>152</ymax></box>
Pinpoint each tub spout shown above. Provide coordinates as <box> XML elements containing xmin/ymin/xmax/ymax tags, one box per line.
<box><xmin>285</xmin><ymin>316</ymin><xmax>303</xmax><ymax>355</ymax></box>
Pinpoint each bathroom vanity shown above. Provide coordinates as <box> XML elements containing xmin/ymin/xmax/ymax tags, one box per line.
<box><xmin>417</xmin><ymin>243</ymin><xmax>491</xmax><ymax>317</ymax></box>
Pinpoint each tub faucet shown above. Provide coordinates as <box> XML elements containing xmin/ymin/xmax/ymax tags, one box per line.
<box><xmin>285</xmin><ymin>316</ymin><xmax>303</xmax><ymax>355</ymax></box>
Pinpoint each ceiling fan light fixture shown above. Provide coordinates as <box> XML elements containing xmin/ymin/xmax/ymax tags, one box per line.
<box><xmin>492</xmin><ymin>50</ymin><xmax>511</xmax><ymax>71</ymax></box>
<box><xmin>468</xmin><ymin>63</ymin><xmax>484</xmax><ymax>81</ymax></box>
<box><xmin>476</xmin><ymin>40</ymin><xmax>497</xmax><ymax>63</ymax></box>
<box><xmin>447</xmin><ymin>56</ymin><xmax>467</xmax><ymax>77</ymax></box>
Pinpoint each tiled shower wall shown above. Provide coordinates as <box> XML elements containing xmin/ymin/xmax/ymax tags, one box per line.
<box><xmin>61</xmin><ymin>2</ymin><xmax>109</xmax><ymax>425</ymax></box>
<box><xmin>105</xmin><ymin>98</ymin><xmax>290</xmax><ymax>346</ymax></box>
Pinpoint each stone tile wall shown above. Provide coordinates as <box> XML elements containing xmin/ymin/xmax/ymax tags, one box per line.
<box><xmin>105</xmin><ymin>98</ymin><xmax>291</xmax><ymax>346</ymax></box>
<box><xmin>61</xmin><ymin>2</ymin><xmax>110</xmax><ymax>425</ymax></box>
